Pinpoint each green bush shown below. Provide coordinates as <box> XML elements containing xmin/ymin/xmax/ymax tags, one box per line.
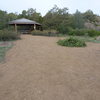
<box><xmin>87</xmin><ymin>30</ymin><xmax>100</xmax><ymax>37</ymax></box>
<box><xmin>57</xmin><ymin>37</ymin><xmax>86</xmax><ymax>47</ymax></box>
<box><xmin>0</xmin><ymin>30</ymin><xmax>20</xmax><ymax>41</ymax></box>
<box><xmin>57</xmin><ymin>25</ymin><xmax>72</xmax><ymax>34</ymax></box>
<box><xmin>68</xmin><ymin>29</ymin><xmax>87</xmax><ymax>36</ymax></box>
<box><xmin>31</xmin><ymin>30</ymin><xmax>58</xmax><ymax>36</ymax></box>
<box><xmin>68</xmin><ymin>29</ymin><xmax>100</xmax><ymax>37</ymax></box>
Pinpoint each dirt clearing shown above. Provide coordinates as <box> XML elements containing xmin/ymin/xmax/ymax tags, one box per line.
<box><xmin>0</xmin><ymin>35</ymin><xmax>100</xmax><ymax>100</ymax></box>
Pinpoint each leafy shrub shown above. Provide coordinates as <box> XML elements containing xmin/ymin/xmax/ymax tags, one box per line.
<box><xmin>68</xmin><ymin>29</ymin><xmax>87</xmax><ymax>36</ymax></box>
<box><xmin>31</xmin><ymin>30</ymin><xmax>58</xmax><ymax>36</ymax></box>
<box><xmin>57</xmin><ymin>24</ymin><xmax>72</xmax><ymax>34</ymax></box>
<box><xmin>68</xmin><ymin>29</ymin><xmax>100</xmax><ymax>37</ymax></box>
<box><xmin>57</xmin><ymin>37</ymin><xmax>86</xmax><ymax>47</ymax></box>
<box><xmin>0</xmin><ymin>30</ymin><xmax>20</xmax><ymax>41</ymax></box>
<box><xmin>87</xmin><ymin>30</ymin><xmax>100</xmax><ymax>37</ymax></box>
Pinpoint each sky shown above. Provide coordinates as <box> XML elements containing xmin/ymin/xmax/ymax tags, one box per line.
<box><xmin>0</xmin><ymin>0</ymin><xmax>99</xmax><ymax>16</ymax></box>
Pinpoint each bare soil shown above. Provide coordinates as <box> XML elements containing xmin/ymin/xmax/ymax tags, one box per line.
<box><xmin>0</xmin><ymin>35</ymin><xmax>100</xmax><ymax>100</ymax></box>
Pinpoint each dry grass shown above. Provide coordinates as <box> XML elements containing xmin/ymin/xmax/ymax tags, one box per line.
<box><xmin>0</xmin><ymin>35</ymin><xmax>100</xmax><ymax>100</ymax></box>
<box><xmin>0</xmin><ymin>42</ymin><xmax>12</xmax><ymax>62</ymax></box>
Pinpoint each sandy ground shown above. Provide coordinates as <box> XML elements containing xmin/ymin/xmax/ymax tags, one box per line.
<box><xmin>0</xmin><ymin>35</ymin><xmax>100</xmax><ymax>100</ymax></box>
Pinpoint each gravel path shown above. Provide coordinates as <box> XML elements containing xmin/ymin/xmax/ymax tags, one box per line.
<box><xmin>0</xmin><ymin>35</ymin><xmax>100</xmax><ymax>100</ymax></box>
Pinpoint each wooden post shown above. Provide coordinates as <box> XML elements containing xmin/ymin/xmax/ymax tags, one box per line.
<box><xmin>34</xmin><ymin>24</ymin><xmax>36</xmax><ymax>30</ymax></box>
<box><xmin>15</xmin><ymin>24</ymin><xmax>17</xmax><ymax>33</ymax></box>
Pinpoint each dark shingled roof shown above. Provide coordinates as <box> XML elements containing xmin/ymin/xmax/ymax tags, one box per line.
<box><xmin>9</xmin><ymin>18</ymin><xmax>41</xmax><ymax>25</ymax></box>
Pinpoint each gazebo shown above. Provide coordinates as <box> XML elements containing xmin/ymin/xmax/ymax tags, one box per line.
<box><xmin>9</xmin><ymin>18</ymin><xmax>42</xmax><ymax>33</ymax></box>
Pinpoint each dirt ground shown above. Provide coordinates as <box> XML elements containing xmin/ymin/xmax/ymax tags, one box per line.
<box><xmin>0</xmin><ymin>35</ymin><xmax>100</xmax><ymax>100</ymax></box>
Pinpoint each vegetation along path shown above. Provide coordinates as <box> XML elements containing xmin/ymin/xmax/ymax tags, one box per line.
<box><xmin>0</xmin><ymin>35</ymin><xmax>100</xmax><ymax>100</ymax></box>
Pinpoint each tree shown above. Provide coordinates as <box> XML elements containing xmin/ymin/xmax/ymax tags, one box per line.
<box><xmin>0</xmin><ymin>10</ymin><xmax>8</xmax><ymax>29</ymax></box>
<box><xmin>8</xmin><ymin>13</ymin><xmax>17</xmax><ymax>21</ymax></box>
<box><xmin>18</xmin><ymin>8</ymin><xmax>42</xmax><ymax>23</ymax></box>
<box><xmin>57</xmin><ymin>15</ymin><xmax>74</xmax><ymax>34</ymax></box>
<box><xmin>73</xmin><ymin>10</ymin><xmax>85</xmax><ymax>29</ymax></box>
<box><xmin>43</xmin><ymin>5</ymin><xmax>69</xmax><ymax>30</ymax></box>
<box><xmin>83</xmin><ymin>10</ymin><xmax>98</xmax><ymax>22</ymax></box>
<box><xmin>27</xmin><ymin>8</ymin><xmax>36</xmax><ymax>17</ymax></box>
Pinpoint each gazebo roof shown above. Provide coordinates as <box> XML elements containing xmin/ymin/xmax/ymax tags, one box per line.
<box><xmin>9</xmin><ymin>18</ymin><xmax>41</xmax><ymax>25</ymax></box>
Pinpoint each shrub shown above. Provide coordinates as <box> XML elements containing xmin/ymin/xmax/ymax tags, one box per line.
<box><xmin>87</xmin><ymin>30</ymin><xmax>100</xmax><ymax>37</ymax></box>
<box><xmin>0</xmin><ymin>30</ymin><xmax>20</xmax><ymax>41</ymax></box>
<box><xmin>68</xmin><ymin>29</ymin><xmax>87</xmax><ymax>36</ymax></box>
<box><xmin>57</xmin><ymin>25</ymin><xmax>73</xmax><ymax>34</ymax></box>
<box><xmin>68</xmin><ymin>29</ymin><xmax>100</xmax><ymax>37</ymax></box>
<box><xmin>57</xmin><ymin>37</ymin><xmax>86</xmax><ymax>47</ymax></box>
<box><xmin>31</xmin><ymin>30</ymin><xmax>58</xmax><ymax>36</ymax></box>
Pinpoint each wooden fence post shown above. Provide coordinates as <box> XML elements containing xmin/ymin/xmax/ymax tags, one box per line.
<box><xmin>15</xmin><ymin>24</ymin><xmax>17</xmax><ymax>32</ymax></box>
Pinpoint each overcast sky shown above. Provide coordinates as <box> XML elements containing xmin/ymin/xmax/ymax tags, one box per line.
<box><xmin>0</xmin><ymin>0</ymin><xmax>99</xmax><ymax>16</ymax></box>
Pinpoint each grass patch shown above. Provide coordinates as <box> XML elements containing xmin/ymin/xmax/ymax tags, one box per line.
<box><xmin>57</xmin><ymin>37</ymin><xmax>86</xmax><ymax>47</ymax></box>
<box><xmin>0</xmin><ymin>42</ymin><xmax>12</xmax><ymax>62</ymax></box>
<box><xmin>0</xmin><ymin>30</ymin><xmax>20</xmax><ymax>41</ymax></box>
<box><xmin>88</xmin><ymin>39</ymin><xmax>100</xmax><ymax>43</ymax></box>
<box><xmin>71</xmin><ymin>36</ymin><xmax>100</xmax><ymax>43</ymax></box>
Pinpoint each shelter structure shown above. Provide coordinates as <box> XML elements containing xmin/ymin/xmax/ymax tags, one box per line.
<box><xmin>9</xmin><ymin>18</ymin><xmax>42</xmax><ymax>33</ymax></box>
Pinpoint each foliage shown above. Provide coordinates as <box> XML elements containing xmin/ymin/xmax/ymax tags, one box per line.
<box><xmin>0</xmin><ymin>10</ymin><xmax>18</xmax><ymax>30</ymax></box>
<box><xmin>0</xmin><ymin>42</ymin><xmax>12</xmax><ymax>62</ymax></box>
<box><xmin>0</xmin><ymin>10</ymin><xmax>8</xmax><ymax>29</ymax></box>
<box><xmin>0</xmin><ymin>7</ymin><xmax>100</xmax><ymax>34</ymax></box>
<box><xmin>8</xmin><ymin>13</ymin><xmax>18</xmax><ymax>21</ymax></box>
<box><xmin>43</xmin><ymin>5</ymin><xmax>69</xmax><ymax>30</ymax></box>
<box><xmin>83</xmin><ymin>10</ymin><xmax>98</xmax><ymax>22</ymax></box>
<box><xmin>73</xmin><ymin>10</ymin><xmax>85</xmax><ymax>29</ymax></box>
<box><xmin>18</xmin><ymin>8</ymin><xmax>43</xmax><ymax>23</ymax></box>
<box><xmin>58</xmin><ymin>26</ymin><xmax>73</xmax><ymax>34</ymax></box>
<box><xmin>0</xmin><ymin>47</ymin><xmax>5</xmax><ymax>61</ymax></box>
<box><xmin>68</xmin><ymin>29</ymin><xmax>100</xmax><ymax>37</ymax></box>
<box><xmin>31</xmin><ymin>30</ymin><xmax>58</xmax><ymax>36</ymax></box>
<box><xmin>68</xmin><ymin>29</ymin><xmax>87</xmax><ymax>36</ymax></box>
<box><xmin>87</xmin><ymin>30</ymin><xmax>100</xmax><ymax>37</ymax></box>
<box><xmin>0</xmin><ymin>30</ymin><xmax>20</xmax><ymax>41</ymax></box>
<box><xmin>57</xmin><ymin>37</ymin><xmax>86</xmax><ymax>47</ymax></box>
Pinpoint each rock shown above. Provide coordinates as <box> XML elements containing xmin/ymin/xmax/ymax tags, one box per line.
<box><xmin>96</xmin><ymin>36</ymin><xmax>100</xmax><ymax>40</ymax></box>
